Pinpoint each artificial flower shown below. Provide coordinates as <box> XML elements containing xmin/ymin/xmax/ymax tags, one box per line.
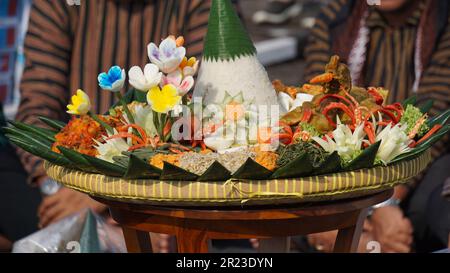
<box><xmin>313</xmin><ymin>117</ymin><xmax>366</xmax><ymax>162</ymax></box>
<box><xmin>278</xmin><ymin>92</ymin><xmax>314</xmax><ymax>113</ymax></box>
<box><xmin>180</xmin><ymin>57</ymin><xmax>199</xmax><ymax>77</ymax></box>
<box><xmin>94</xmin><ymin>129</ymin><xmax>130</xmax><ymax>163</ymax></box>
<box><xmin>98</xmin><ymin>66</ymin><xmax>126</xmax><ymax>92</ymax></box>
<box><xmin>376</xmin><ymin>123</ymin><xmax>412</xmax><ymax>164</ymax></box>
<box><xmin>161</xmin><ymin>69</ymin><xmax>194</xmax><ymax>96</ymax></box>
<box><xmin>128</xmin><ymin>63</ymin><xmax>162</xmax><ymax>92</ymax></box>
<box><xmin>67</xmin><ymin>89</ymin><xmax>91</xmax><ymax>115</ymax></box>
<box><xmin>122</xmin><ymin>103</ymin><xmax>158</xmax><ymax>137</ymax></box>
<box><xmin>147</xmin><ymin>84</ymin><xmax>181</xmax><ymax>113</ymax></box>
<box><xmin>203</xmin><ymin>92</ymin><xmax>267</xmax><ymax>151</ymax></box>
<box><xmin>148</xmin><ymin>37</ymin><xmax>186</xmax><ymax>74</ymax></box>
<box><xmin>203</xmin><ymin>122</ymin><xmax>237</xmax><ymax>151</ymax></box>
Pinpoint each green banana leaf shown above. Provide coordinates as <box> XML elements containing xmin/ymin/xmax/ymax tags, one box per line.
<box><xmin>402</xmin><ymin>95</ymin><xmax>417</xmax><ymax>108</ymax></box>
<box><xmin>428</xmin><ymin>109</ymin><xmax>450</xmax><ymax>128</ymax></box>
<box><xmin>344</xmin><ymin>141</ymin><xmax>381</xmax><ymax>171</ymax></box>
<box><xmin>8</xmin><ymin>136</ymin><xmax>72</xmax><ymax>167</ymax></box>
<box><xmin>82</xmin><ymin>154</ymin><xmax>126</xmax><ymax>177</ymax></box>
<box><xmin>232</xmin><ymin>158</ymin><xmax>272</xmax><ymax>180</ymax></box>
<box><xmin>38</xmin><ymin>116</ymin><xmax>66</xmax><ymax>130</ymax></box>
<box><xmin>160</xmin><ymin>162</ymin><xmax>199</xmax><ymax>181</ymax></box>
<box><xmin>58</xmin><ymin>147</ymin><xmax>98</xmax><ymax>173</ymax></box>
<box><xmin>313</xmin><ymin>151</ymin><xmax>341</xmax><ymax>175</ymax></box>
<box><xmin>271</xmin><ymin>153</ymin><xmax>313</xmax><ymax>179</ymax></box>
<box><xmin>7</xmin><ymin>121</ymin><xmax>55</xmax><ymax>142</ymax></box>
<box><xmin>112</xmin><ymin>156</ymin><xmax>130</xmax><ymax>168</ymax></box>
<box><xmin>4</xmin><ymin>127</ymin><xmax>53</xmax><ymax>149</ymax></box>
<box><xmin>419</xmin><ymin>99</ymin><xmax>434</xmax><ymax>114</ymax></box>
<box><xmin>79</xmin><ymin>210</ymin><xmax>102</xmax><ymax>253</ymax></box>
<box><xmin>198</xmin><ymin>161</ymin><xmax>231</xmax><ymax>181</ymax></box>
<box><xmin>122</xmin><ymin>148</ymin><xmax>157</xmax><ymax>162</ymax></box>
<box><xmin>391</xmin><ymin>124</ymin><xmax>450</xmax><ymax>164</ymax></box>
<box><xmin>124</xmin><ymin>154</ymin><xmax>161</xmax><ymax>179</ymax></box>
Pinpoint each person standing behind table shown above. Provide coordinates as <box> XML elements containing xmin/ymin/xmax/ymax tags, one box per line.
<box><xmin>15</xmin><ymin>0</ymin><xmax>214</xmax><ymax>239</ymax></box>
<box><xmin>304</xmin><ymin>0</ymin><xmax>450</xmax><ymax>252</ymax></box>
<box><xmin>0</xmin><ymin>0</ymin><xmax>41</xmax><ymax>252</ymax></box>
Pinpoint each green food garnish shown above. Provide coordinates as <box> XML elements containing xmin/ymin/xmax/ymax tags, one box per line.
<box><xmin>400</xmin><ymin>105</ymin><xmax>429</xmax><ymax>137</ymax></box>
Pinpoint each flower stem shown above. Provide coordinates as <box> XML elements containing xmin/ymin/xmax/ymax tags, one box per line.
<box><xmin>115</xmin><ymin>92</ymin><xmax>144</xmax><ymax>139</ymax></box>
<box><xmin>88</xmin><ymin>112</ymin><xmax>113</xmax><ymax>134</ymax></box>
<box><xmin>115</xmin><ymin>92</ymin><xmax>135</xmax><ymax>124</ymax></box>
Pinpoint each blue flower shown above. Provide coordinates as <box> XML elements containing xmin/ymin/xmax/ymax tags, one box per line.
<box><xmin>98</xmin><ymin>66</ymin><xmax>126</xmax><ymax>92</ymax></box>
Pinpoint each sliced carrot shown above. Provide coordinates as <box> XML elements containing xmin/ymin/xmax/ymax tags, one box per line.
<box><xmin>128</xmin><ymin>143</ymin><xmax>148</xmax><ymax>152</ymax></box>
<box><xmin>411</xmin><ymin>124</ymin><xmax>443</xmax><ymax>147</ymax></box>
<box><xmin>310</xmin><ymin>72</ymin><xmax>333</xmax><ymax>84</ymax></box>
<box><xmin>106</xmin><ymin>133</ymin><xmax>144</xmax><ymax>144</ymax></box>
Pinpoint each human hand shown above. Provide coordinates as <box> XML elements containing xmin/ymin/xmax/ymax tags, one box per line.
<box><xmin>370</xmin><ymin>206</ymin><xmax>413</xmax><ymax>253</ymax></box>
<box><xmin>307</xmin><ymin>230</ymin><xmax>339</xmax><ymax>252</ymax></box>
<box><xmin>38</xmin><ymin>187</ymin><xmax>107</xmax><ymax>228</ymax></box>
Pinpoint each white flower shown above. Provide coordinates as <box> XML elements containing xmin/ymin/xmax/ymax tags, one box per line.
<box><xmin>313</xmin><ymin>117</ymin><xmax>366</xmax><ymax>160</ymax></box>
<box><xmin>95</xmin><ymin>130</ymin><xmax>130</xmax><ymax>163</ymax></box>
<box><xmin>128</xmin><ymin>64</ymin><xmax>162</xmax><ymax>91</ymax></box>
<box><xmin>376</xmin><ymin>123</ymin><xmax>412</xmax><ymax>164</ymax></box>
<box><xmin>278</xmin><ymin>92</ymin><xmax>314</xmax><ymax>113</ymax></box>
<box><xmin>122</xmin><ymin>103</ymin><xmax>158</xmax><ymax>137</ymax></box>
<box><xmin>203</xmin><ymin>123</ymin><xmax>236</xmax><ymax>151</ymax></box>
<box><xmin>148</xmin><ymin>37</ymin><xmax>186</xmax><ymax>74</ymax></box>
<box><xmin>161</xmin><ymin>69</ymin><xmax>194</xmax><ymax>96</ymax></box>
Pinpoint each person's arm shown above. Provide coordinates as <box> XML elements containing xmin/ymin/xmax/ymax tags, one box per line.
<box><xmin>416</xmin><ymin>16</ymin><xmax>450</xmax><ymax>160</ymax></box>
<box><xmin>15</xmin><ymin>1</ymin><xmax>72</xmax><ymax>186</ymax></box>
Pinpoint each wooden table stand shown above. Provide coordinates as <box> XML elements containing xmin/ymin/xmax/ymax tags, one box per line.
<box><xmin>96</xmin><ymin>189</ymin><xmax>392</xmax><ymax>253</ymax></box>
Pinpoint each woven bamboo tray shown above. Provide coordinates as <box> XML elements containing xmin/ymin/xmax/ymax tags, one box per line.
<box><xmin>44</xmin><ymin>150</ymin><xmax>431</xmax><ymax>207</ymax></box>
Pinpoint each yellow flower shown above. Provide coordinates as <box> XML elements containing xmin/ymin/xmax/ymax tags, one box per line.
<box><xmin>67</xmin><ymin>89</ymin><xmax>91</xmax><ymax>115</ymax></box>
<box><xmin>147</xmin><ymin>84</ymin><xmax>181</xmax><ymax>113</ymax></box>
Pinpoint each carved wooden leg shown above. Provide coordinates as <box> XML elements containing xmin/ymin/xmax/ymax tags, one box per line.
<box><xmin>259</xmin><ymin>237</ymin><xmax>291</xmax><ymax>253</ymax></box>
<box><xmin>333</xmin><ymin>209</ymin><xmax>368</xmax><ymax>253</ymax></box>
<box><xmin>176</xmin><ymin>228</ymin><xmax>209</xmax><ymax>253</ymax></box>
<box><xmin>122</xmin><ymin>227</ymin><xmax>153</xmax><ymax>253</ymax></box>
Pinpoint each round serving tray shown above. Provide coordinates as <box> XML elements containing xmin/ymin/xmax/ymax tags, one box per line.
<box><xmin>44</xmin><ymin>150</ymin><xmax>431</xmax><ymax>207</ymax></box>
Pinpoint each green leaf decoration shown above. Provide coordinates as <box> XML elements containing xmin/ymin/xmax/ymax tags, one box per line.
<box><xmin>112</xmin><ymin>156</ymin><xmax>130</xmax><ymax>168</ymax></box>
<box><xmin>124</xmin><ymin>154</ymin><xmax>161</xmax><ymax>179</ymax></box>
<box><xmin>58</xmin><ymin>147</ymin><xmax>97</xmax><ymax>173</ymax></box>
<box><xmin>428</xmin><ymin>109</ymin><xmax>450</xmax><ymax>128</ymax></box>
<box><xmin>419</xmin><ymin>100</ymin><xmax>434</xmax><ymax>114</ymax></box>
<box><xmin>402</xmin><ymin>95</ymin><xmax>417</xmax><ymax>108</ymax></box>
<box><xmin>8</xmin><ymin>136</ymin><xmax>72</xmax><ymax>167</ymax></box>
<box><xmin>391</xmin><ymin>124</ymin><xmax>450</xmax><ymax>164</ymax></box>
<box><xmin>232</xmin><ymin>158</ymin><xmax>272</xmax><ymax>180</ymax></box>
<box><xmin>82</xmin><ymin>154</ymin><xmax>126</xmax><ymax>177</ymax></box>
<box><xmin>344</xmin><ymin>141</ymin><xmax>381</xmax><ymax>171</ymax></box>
<box><xmin>8</xmin><ymin>121</ymin><xmax>56</xmax><ymax>142</ymax></box>
<box><xmin>160</xmin><ymin>162</ymin><xmax>199</xmax><ymax>181</ymax></box>
<box><xmin>389</xmin><ymin>125</ymin><xmax>450</xmax><ymax>164</ymax></box>
<box><xmin>122</xmin><ymin>148</ymin><xmax>157</xmax><ymax>162</ymax></box>
<box><xmin>198</xmin><ymin>161</ymin><xmax>231</xmax><ymax>181</ymax></box>
<box><xmin>271</xmin><ymin>153</ymin><xmax>314</xmax><ymax>179</ymax></box>
<box><xmin>313</xmin><ymin>152</ymin><xmax>341</xmax><ymax>175</ymax></box>
<box><xmin>4</xmin><ymin>127</ymin><xmax>53</xmax><ymax>149</ymax></box>
<box><xmin>79</xmin><ymin>210</ymin><xmax>101</xmax><ymax>253</ymax></box>
<box><xmin>203</xmin><ymin>0</ymin><xmax>256</xmax><ymax>61</ymax></box>
<box><xmin>38</xmin><ymin>116</ymin><xmax>66</xmax><ymax>130</ymax></box>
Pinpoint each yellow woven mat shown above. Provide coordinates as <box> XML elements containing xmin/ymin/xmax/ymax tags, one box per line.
<box><xmin>44</xmin><ymin>150</ymin><xmax>431</xmax><ymax>206</ymax></box>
